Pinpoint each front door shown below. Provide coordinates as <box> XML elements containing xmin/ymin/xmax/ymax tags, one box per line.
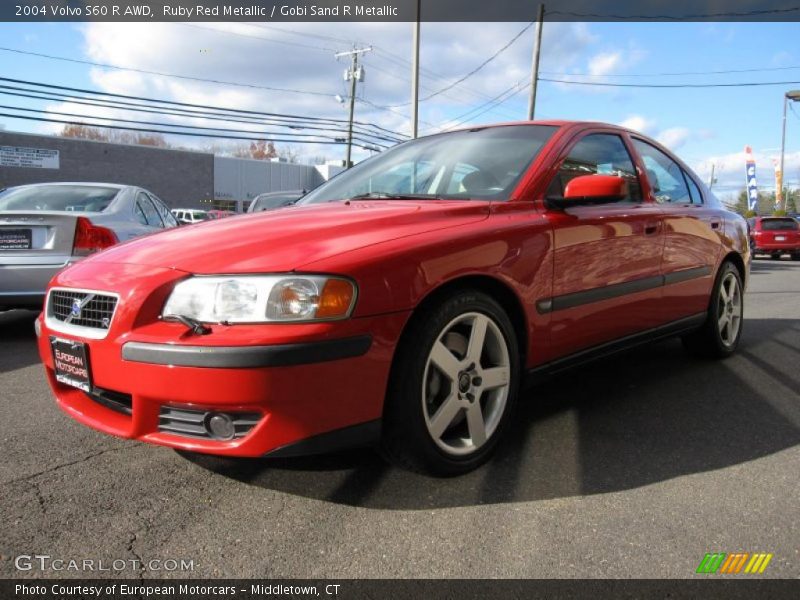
<box><xmin>543</xmin><ymin>131</ymin><xmax>665</xmax><ymax>359</ymax></box>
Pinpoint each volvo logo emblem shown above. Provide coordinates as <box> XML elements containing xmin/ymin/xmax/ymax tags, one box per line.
<box><xmin>71</xmin><ymin>299</ymin><xmax>82</xmax><ymax>318</ymax></box>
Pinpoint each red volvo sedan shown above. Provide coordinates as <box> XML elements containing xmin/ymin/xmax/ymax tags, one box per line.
<box><xmin>36</xmin><ymin>122</ymin><xmax>750</xmax><ymax>475</ymax></box>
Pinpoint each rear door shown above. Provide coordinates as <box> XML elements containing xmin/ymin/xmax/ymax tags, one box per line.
<box><xmin>631</xmin><ymin>138</ymin><xmax>720</xmax><ymax>321</ymax></box>
<box><xmin>545</xmin><ymin>130</ymin><xmax>665</xmax><ymax>358</ymax></box>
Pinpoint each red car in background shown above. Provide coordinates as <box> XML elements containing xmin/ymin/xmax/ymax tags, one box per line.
<box><xmin>36</xmin><ymin>121</ymin><xmax>750</xmax><ymax>475</ymax></box>
<box><xmin>749</xmin><ymin>216</ymin><xmax>800</xmax><ymax>260</ymax></box>
<box><xmin>207</xmin><ymin>209</ymin><xmax>236</xmax><ymax>220</ymax></box>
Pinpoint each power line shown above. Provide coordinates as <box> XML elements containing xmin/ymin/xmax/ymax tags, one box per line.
<box><xmin>0</xmin><ymin>76</ymin><xmax>407</xmax><ymax>139</ymax></box>
<box><xmin>181</xmin><ymin>23</ymin><xmax>336</xmax><ymax>53</ymax></box>
<box><xmin>540</xmin><ymin>64</ymin><xmax>800</xmax><ymax>78</ymax></box>
<box><xmin>540</xmin><ymin>77</ymin><xmax>800</xmax><ymax>88</ymax></box>
<box><xmin>363</xmin><ymin>56</ymin><xmax>521</xmax><ymax>121</ymax></box>
<box><xmin>0</xmin><ymin>103</ymin><xmax>390</xmax><ymax>148</ymax></box>
<box><xmin>389</xmin><ymin>21</ymin><xmax>535</xmax><ymax>107</ymax></box>
<box><xmin>0</xmin><ymin>85</ymin><xmax>403</xmax><ymax>144</ymax></box>
<box><xmin>0</xmin><ymin>46</ymin><xmax>335</xmax><ymax>98</ymax></box>
<box><xmin>0</xmin><ymin>112</ymin><xmax>383</xmax><ymax>148</ymax></box>
<box><xmin>435</xmin><ymin>79</ymin><xmax>530</xmax><ymax>132</ymax></box>
<box><xmin>369</xmin><ymin>47</ymin><xmax>519</xmax><ymax>116</ymax></box>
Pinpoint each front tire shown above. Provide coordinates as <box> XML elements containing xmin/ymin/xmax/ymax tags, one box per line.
<box><xmin>380</xmin><ymin>290</ymin><xmax>520</xmax><ymax>476</ymax></box>
<box><xmin>682</xmin><ymin>261</ymin><xmax>743</xmax><ymax>358</ymax></box>
<box><xmin>791</xmin><ymin>253</ymin><xmax>800</xmax><ymax>262</ymax></box>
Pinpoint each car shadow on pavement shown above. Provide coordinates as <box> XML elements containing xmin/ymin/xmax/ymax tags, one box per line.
<box><xmin>0</xmin><ymin>310</ymin><xmax>41</xmax><ymax>374</ymax></box>
<box><xmin>182</xmin><ymin>317</ymin><xmax>800</xmax><ymax>510</ymax></box>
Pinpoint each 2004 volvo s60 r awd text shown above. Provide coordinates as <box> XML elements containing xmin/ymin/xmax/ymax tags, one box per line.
<box><xmin>36</xmin><ymin>121</ymin><xmax>750</xmax><ymax>475</ymax></box>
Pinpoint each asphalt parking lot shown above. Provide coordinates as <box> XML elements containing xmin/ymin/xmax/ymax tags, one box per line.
<box><xmin>1</xmin><ymin>259</ymin><xmax>798</xmax><ymax>579</ymax></box>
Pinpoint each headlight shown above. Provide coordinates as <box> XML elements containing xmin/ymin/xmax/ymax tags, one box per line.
<box><xmin>162</xmin><ymin>275</ymin><xmax>356</xmax><ymax>323</ymax></box>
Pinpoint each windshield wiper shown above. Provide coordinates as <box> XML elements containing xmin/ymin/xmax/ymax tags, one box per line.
<box><xmin>347</xmin><ymin>192</ymin><xmax>443</xmax><ymax>200</ymax></box>
<box><xmin>162</xmin><ymin>314</ymin><xmax>211</xmax><ymax>336</ymax></box>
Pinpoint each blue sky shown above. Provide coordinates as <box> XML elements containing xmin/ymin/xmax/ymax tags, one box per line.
<box><xmin>1</xmin><ymin>20</ymin><xmax>799</xmax><ymax>200</ymax></box>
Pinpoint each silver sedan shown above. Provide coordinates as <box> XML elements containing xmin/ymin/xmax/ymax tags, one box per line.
<box><xmin>0</xmin><ymin>182</ymin><xmax>178</xmax><ymax>310</ymax></box>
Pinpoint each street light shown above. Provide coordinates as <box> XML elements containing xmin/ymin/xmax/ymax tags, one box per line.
<box><xmin>779</xmin><ymin>90</ymin><xmax>800</xmax><ymax>211</ymax></box>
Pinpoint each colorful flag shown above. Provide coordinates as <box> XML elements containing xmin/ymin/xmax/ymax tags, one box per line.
<box><xmin>745</xmin><ymin>146</ymin><xmax>758</xmax><ymax>212</ymax></box>
<box><xmin>773</xmin><ymin>159</ymin><xmax>783</xmax><ymax>210</ymax></box>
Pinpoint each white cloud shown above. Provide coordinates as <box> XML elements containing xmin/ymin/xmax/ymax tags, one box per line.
<box><xmin>32</xmin><ymin>21</ymin><xmax>604</xmax><ymax>161</ymax></box>
<box><xmin>617</xmin><ymin>114</ymin><xmax>655</xmax><ymax>134</ymax></box>
<box><xmin>656</xmin><ymin>127</ymin><xmax>692</xmax><ymax>150</ymax></box>
<box><xmin>588</xmin><ymin>51</ymin><xmax>622</xmax><ymax>77</ymax></box>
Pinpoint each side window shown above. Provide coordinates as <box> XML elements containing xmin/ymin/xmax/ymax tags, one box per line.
<box><xmin>632</xmin><ymin>140</ymin><xmax>692</xmax><ymax>204</ymax></box>
<box><xmin>133</xmin><ymin>200</ymin><xmax>148</xmax><ymax>226</ymax></box>
<box><xmin>683</xmin><ymin>171</ymin><xmax>703</xmax><ymax>205</ymax></box>
<box><xmin>149</xmin><ymin>193</ymin><xmax>178</xmax><ymax>227</ymax></box>
<box><xmin>548</xmin><ymin>134</ymin><xmax>642</xmax><ymax>202</ymax></box>
<box><xmin>136</xmin><ymin>192</ymin><xmax>164</xmax><ymax>228</ymax></box>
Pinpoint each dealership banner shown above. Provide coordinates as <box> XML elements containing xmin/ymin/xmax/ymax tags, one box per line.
<box><xmin>744</xmin><ymin>146</ymin><xmax>758</xmax><ymax>212</ymax></box>
<box><xmin>3</xmin><ymin>0</ymin><xmax>800</xmax><ymax>22</ymax></box>
<box><xmin>773</xmin><ymin>158</ymin><xmax>784</xmax><ymax>209</ymax></box>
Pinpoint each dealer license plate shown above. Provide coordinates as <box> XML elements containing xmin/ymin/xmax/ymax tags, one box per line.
<box><xmin>50</xmin><ymin>337</ymin><xmax>92</xmax><ymax>392</ymax></box>
<box><xmin>0</xmin><ymin>228</ymin><xmax>32</xmax><ymax>250</ymax></box>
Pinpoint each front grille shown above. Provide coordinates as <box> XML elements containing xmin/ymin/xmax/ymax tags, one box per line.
<box><xmin>158</xmin><ymin>406</ymin><xmax>261</xmax><ymax>440</ymax></box>
<box><xmin>86</xmin><ymin>387</ymin><xmax>133</xmax><ymax>415</ymax></box>
<box><xmin>50</xmin><ymin>289</ymin><xmax>118</xmax><ymax>330</ymax></box>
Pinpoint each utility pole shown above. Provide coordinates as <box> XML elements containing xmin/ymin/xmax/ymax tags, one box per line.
<box><xmin>411</xmin><ymin>0</ymin><xmax>421</xmax><ymax>138</ymax></box>
<box><xmin>335</xmin><ymin>46</ymin><xmax>372</xmax><ymax>168</ymax></box>
<box><xmin>779</xmin><ymin>90</ymin><xmax>800</xmax><ymax>211</ymax></box>
<box><xmin>527</xmin><ymin>3</ymin><xmax>545</xmax><ymax>121</ymax></box>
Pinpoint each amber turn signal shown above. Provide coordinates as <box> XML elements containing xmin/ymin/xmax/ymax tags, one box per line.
<box><xmin>315</xmin><ymin>278</ymin><xmax>355</xmax><ymax>318</ymax></box>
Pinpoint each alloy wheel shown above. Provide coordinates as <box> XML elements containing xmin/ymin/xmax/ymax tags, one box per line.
<box><xmin>717</xmin><ymin>272</ymin><xmax>742</xmax><ymax>347</ymax></box>
<box><xmin>422</xmin><ymin>312</ymin><xmax>511</xmax><ymax>456</ymax></box>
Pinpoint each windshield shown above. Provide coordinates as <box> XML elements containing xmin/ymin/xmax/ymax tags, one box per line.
<box><xmin>761</xmin><ymin>218</ymin><xmax>798</xmax><ymax>231</ymax></box>
<box><xmin>300</xmin><ymin>125</ymin><xmax>558</xmax><ymax>204</ymax></box>
<box><xmin>251</xmin><ymin>194</ymin><xmax>298</xmax><ymax>211</ymax></box>
<box><xmin>0</xmin><ymin>185</ymin><xmax>120</xmax><ymax>212</ymax></box>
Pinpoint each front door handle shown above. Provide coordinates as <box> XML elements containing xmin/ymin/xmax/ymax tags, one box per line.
<box><xmin>709</xmin><ymin>220</ymin><xmax>721</xmax><ymax>230</ymax></box>
<box><xmin>644</xmin><ymin>221</ymin><xmax>660</xmax><ymax>235</ymax></box>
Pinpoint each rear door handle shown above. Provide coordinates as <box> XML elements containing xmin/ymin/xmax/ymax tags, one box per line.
<box><xmin>709</xmin><ymin>220</ymin><xmax>721</xmax><ymax>230</ymax></box>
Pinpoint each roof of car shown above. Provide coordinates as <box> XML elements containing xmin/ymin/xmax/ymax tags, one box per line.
<box><xmin>447</xmin><ymin>119</ymin><xmax>648</xmax><ymax>134</ymax></box>
<box><xmin>7</xmin><ymin>182</ymin><xmax>127</xmax><ymax>190</ymax></box>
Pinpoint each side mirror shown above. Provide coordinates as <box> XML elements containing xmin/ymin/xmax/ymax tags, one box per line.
<box><xmin>547</xmin><ymin>175</ymin><xmax>628</xmax><ymax>209</ymax></box>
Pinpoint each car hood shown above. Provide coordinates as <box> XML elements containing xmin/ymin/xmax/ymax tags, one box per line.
<box><xmin>87</xmin><ymin>200</ymin><xmax>490</xmax><ymax>273</ymax></box>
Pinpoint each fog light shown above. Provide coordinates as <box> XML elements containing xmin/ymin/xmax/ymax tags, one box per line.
<box><xmin>205</xmin><ymin>413</ymin><xmax>235</xmax><ymax>440</ymax></box>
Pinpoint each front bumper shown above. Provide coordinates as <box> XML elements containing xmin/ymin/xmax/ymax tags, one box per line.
<box><xmin>37</xmin><ymin>260</ymin><xmax>409</xmax><ymax>457</ymax></box>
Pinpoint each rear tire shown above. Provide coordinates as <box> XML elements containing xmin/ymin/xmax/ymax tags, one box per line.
<box><xmin>791</xmin><ymin>253</ymin><xmax>800</xmax><ymax>262</ymax></box>
<box><xmin>380</xmin><ymin>290</ymin><xmax>520</xmax><ymax>476</ymax></box>
<box><xmin>681</xmin><ymin>261</ymin><xmax>743</xmax><ymax>358</ymax></box>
